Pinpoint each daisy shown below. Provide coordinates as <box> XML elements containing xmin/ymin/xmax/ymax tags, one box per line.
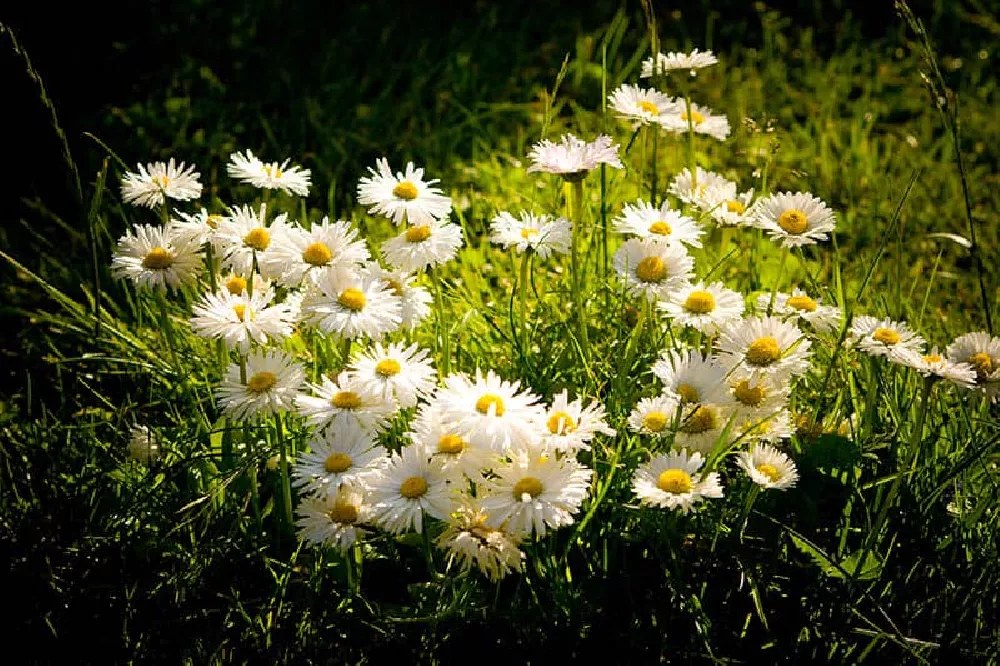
<box><xmin>381</xmin><ymin>219</ymin><xmax>463</xmax><ymax>273</ymax></box>
<box><xmin>627</xmin><ymin>395</ymin><xmax>679</xmax><ymax>438</ymax></box>
<box><xmin>735</xmin><ymin>408</ymin><xmax>794</xmax><ymax>444</ymax></box>
<box><xmin>632</xmin><ymin>449</ymin><xmax>723</xmax><ymax>513</ymax></box>
<box><xmin>660</xmin><ymin>101</ymin><xmax>730</xmax><ymax>141</ymax></box>
<box><xmin>651</xmin><ymin>349</ymin><xmax>729</xmax><ymax>406</ymax></box>
<box><xmin>489</xmin><ymin>211</ymin><xmax>572</xmax><ymax>259</ymax></box>
<box><xmin>481</xmin><ymin>448</ymin><xmax>592</xmax><ymax>538</ymax></box>
<box><xmin>760</xmin><ymin>288</ymin><xmax>842</xmax><ymax>334</ymax></box>
<box><xmin>726</xmin><ymin>374</ymin><xmax>790</xmax><ymax>416</ymax></box>
<box><xmin>660</xmin><ymin>281</ymin><xmax>745</xmax><ymax>335</ymax></box>
<box><xmin>213</xmin><ymin>203</ymin><xmax>290</xmax><ymax>278</ymax></box>
<box><xmin>434</xmin><ymin>369</ymin><xmax>544</xmax><ymax>453</ymax></box>
<box><xmin>608</xmin><ymin>83</ymin><xmax>679</xmax><ymax>127</ymax></box>
<box><xmin>357</xmin><ymin>158</ymin><xmax>453</xmax><ymax>225</ymax></box>
<box><xmin>946</xmin><ymin>332</ymin><xmax>1000</xmax><ymax>399</ymax></box>
<box><xmin>526</xmin><ymin>133</ymin><xmax>623</xmax><ymax>180</ymax></box>
<box><xmin>296</xmin><ymin>370</ymin><xmax>396</xmax><ymax>434</ymax></box>
<box><xmin>849</xmin><ymin>316</ymin><xmax>925</xmax><ymax>359</ymax></box>
<box><xmin>436</xmin><ymin>498</ymin><xmax>525</xmax><ymax>581</ymax></box>
<box><xmin>890</xmin><ymin>347</ymin><xmax>977</xmax><ymax>388</ymax></box>
<box><xmin>538</xmin><ymin>389</ymin><xmax>617</xmax><ymax>453</ymax></box>
<box><xmin>121</xmin><ymin>158</ymin><xmax>202</xmax><ymax>208</ymax></box>
<box><xmin>349</xmin><ymin>341</ymin><xmax>436</xmax><ymax>409</ymax></box>
<box><xmin>613</xmin><ymin>200</ymin><xmax>704</xmax><ymax>249</ymax></box>
<box><xmin>128</xmin><ymin>425</ymin><xmax>160</xmax><ymax>464</ymax></box>
<box><xmin>613</xmin><ymin>238</ymin><xmax>694</xmax><ymax>302</ymax></box>
<box><xmin>705</xmin><ymin>187</ymin><xmax>756</xmax><ymax>227</ymax></box>
<box><xmin>292</xmin><ymin>420</ymin><xmax>388</xmax><ymax>497</ymax></box>
<box><xmin>295</xmin><ymin>484</ymin><xmax>373</xmax><ymax>551</ymax></box>
<box><xmin>216</xmin><ymin>270</ymin><xmax>269</xmax><ymax>297</ymax></box>
<box><xmin>736</xmin><ymin>443</ymin><xmax>799</xmax><ymax>491</ymax></box>
<box><xmin>367</xmin><ymin>446</ymin><xmax>453</xmax><ymax>534</ymax></box>
<box><xmin>215</xmin><ymin>349</ymin><xmax>304</xmax><ymax>422</ymax></box>
<box><xmin>111</xmin><ymin>223</ymin><xmax>203</xmax><ymax>292</ymax></box>
<box><xmin>190</xmin><ymin>285</ymin><xmax>294</xmax><ymax>352</ymax></box>
<box><xmin>668</xmin><ymin>168</ymin><xmax>735</xmax><ymax>210</ymax></box>
<box><xmin>299</xmin><ymin>268</ymin><xmax>402</xmax><ymax>340</ymax></box>
<box><xmin>170</xmin><ymin>208</ymin><xmax>226</xmax><ymax>248</ymax></box>
<box><xmin>227</xmin><ymin>149</ymin><xmax>311</xmax><ymax>196</ymax></box>
<box><xmin>262</xmin><ymin>217</ymin><xmax>370</xmax><ymax>288</ymax></box>
<box><xmin>755</xmin><ymin>192</ymin><xmax>836</xmax><ymax>248</ymax></box>
<box><xmin>367</xmin><ymin>264</ymin><xmax>433</xmax><ymax>329</ymax></box>
<box><xmin>717</xmin><ymin>316</ymin><xmax>812</xmax><ymax>380</ymax></box>
<box><xmin>674</xmin><ymin>401</ymin><xmax>732</xmax><ymax>453</ymax></box>
<box><xmin>641</xmin><ymin>49</ymin><xmax>718</xmax><ymax>77</ymax></box>
<box><xmin>407</xmin><ymin>405</ymin><xmax>493</xmax><ymax>480</ymax></box>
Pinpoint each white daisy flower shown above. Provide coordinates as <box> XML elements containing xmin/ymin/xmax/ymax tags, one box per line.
<box><xmin>608</xmin><ymin>83</ymin><xmax>680</xmax><ymax>127</ymax></box>
<box><xmin>292</xmin><ymin>420</ymin><xmax>388</xmax><ymax>497</ymax></box>
<box><xmin>660</xmin><ymin>101</ymin><xmax>730</xmax><ymax>141</ymax></box>
<box><xmin>349</xmin><ymin>341</ymin><xmax>436</xmax><ymax>409</ymax></box>
<box><xmin>632</xmin><ymin>449</ymin><xmax>723</xmax><ymax>513</ymax></box>
<box><xmin>705</xmin><ymin>187</ymin><xmax>756</xmax><ymax>227</ymax></box>
<box><xmin>736</xmin><ymin>443</ymin><xmax>799</xmax><ymax>490</ymax></box>
<box><xmin>526</xmin><ymin>133</ymin><xmax>623</xmax><ymax>179</ymax></box>
<box><xmin>481</xmin><ymin>448</ymin><xmax>592</xmax><ymax>538</ymax></box>
<box><xmin>538</xmin><ymin>389</ymin><xmax>617</xmax><ymax>453</ymax></box>
<box><xmin>627</xmin><ymin>395</ymin><xmax>679</xmax><ymax>438</ymax></box>
<box><xmin>727</xmin><ymin>375</ymin><xmax>790</xmax><ymax>417</ymax></box>
<box><xmin>436</xmin><ymin>498</ymin><xmax>525</xmax><ymax>581</ymax></box>
<box><xmin>735</xmin><ymin>408</ymin><xmax>794</xmax><ymax>444</ymax></box>
<box><xmin>299</xmin><ymin>268</ymin><xmax>402</xmax><ymax>340</ymax></box>
<box><xmin>121</xmin><ymin>158</ymin><xmax>202</xmax><ymax>208</ymax></box>
<box><xmin>641</xmin><ymin>49</ymin><xmax>718</xmax><ymax>77</ymax></box>
<box><xmin>849</xmin><ymin>315</ymin><xmax>926</xmax><ymax>360</ymax></box>
<box><xmin>380</xmin><ymin>219</ymin><xmax>464</xmax><ymax>272</ymax></box>
<box><xmin>674</xmin><ymin>401</ymin><xmax>732</xmax><ymax>453</ymax></box>
<box><xmin>128</xmin><ymin>425</ymin><xmax>160</xmax><ymax>464</ymax></box>
<box><xmin>367</xmin><ymin>264</ymin><xmax>433</xmax><ymax>329</ymax></box>
<box><xmin>489</xmin><ymin>211</ymin><xmax>572</xmax><ymax>259</ymax></box>
<box><xmin>295</xmin><ymin>484</ymin><xmax>373</xmax><ymax>551</ymax></box>
<box><xmin>659</xmin><ymin>281</ymin><xmax>745</xmax><ymax>335</ymax></box>
<box><xmin>296</xmin><ymin>370</ymin><xmax>396</xmax><ymax>435</ymax></box>
<box><xmin>215</xmin><ymin>271</ymin><xmax>270</xmax><ymax>298</ymax></box>
<box><xmin>651</xmin><ymin>349</ymin><xmax>729</xmax><ymax>406</ymax></box>
<box><xmin>190</xmin><ymin>285</ymin><xmax>293</xmax><ymax>352</ymax></box>
<box><xmin>111</xmin><ymin>223</ymin><xmax>203</xmax><ymax>292</ymax></box>
<box><xmin>407</xmin><ymin>405</ymin><xmax>493</xmax><ymax>480</ymax></box>
<box><xmin>755</xmin><ymin>192</ymin><xmax>836</xmax><ymax>248</ymax></box>
<box><xmin>227</xmin><ymin>149</ymin><xmax>311</xmax><ymax>196</ymax></box>
<box><xmin>170</xmin><ymin>208</ymin><xmax>226</xmax><ymax>248</ymax></box>
<box><xmin>613</xmin><ymin>200</ymin><xmax>704</xmax><ymax>248</ymax></box>
<box><xmin>612</xmin><ymin>238</ymin><xmax>694</xmax><ymax>302</ymax></box>
<box><xmin>213</xmin><ymin>203</ymin><xmax>290</xmax><ymax>278</ymax></box>
<box><xmin>760</xmin><ymin>288</ymin><xmax>842</xmax><ymax>334</ymax></box>
<box><xmin>717</xmin><ymin>316</ymin><xmax>812</xmax><ymax>381</ymax></box>
<box><xmin>216</xmin><ymin>349</ymin><xmax>304</xmax><ymax>422</ymax></box>
<box><xmin>357</xmin><ymin>158</ymin><xmax>453</xmax><ymax>226</ymax></box>
<box><xmin>262</xmin><ymin>217</ymin><xmax>370</xmax><ymax>288</ymax></box>
<box><xmin>668</xmin><ymin>168</ymin><xmax>735</xmax><ymax>210</ymax></box>
<box><xmin>891</xmin><ymin>347</ymin><xmax>978</xmax><ymax>388</ymax></box>
<box><xmin>946</xmin><ymin>332</ymin><xmax>1000</xmax><ymax>399</ymax></box>
<box><xmin>368</xmin><ymin>446</ymin><xmax>453</xmax><ymax>534</ymax></box>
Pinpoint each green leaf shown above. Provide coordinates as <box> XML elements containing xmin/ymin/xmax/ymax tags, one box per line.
<box><xmin>790</xmin><ymin>534</ymin><xmax>883</xmax><ymax>580</ymax></box>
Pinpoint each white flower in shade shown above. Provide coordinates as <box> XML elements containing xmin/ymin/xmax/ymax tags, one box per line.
<box><xmin>659</xmin><ymin>281</ymin><xmax>745</xmax><ymax>335</ymax></box>
<box><xmin>216</xmin><ymin>349</ymin><xmax>304</xmax><ymax>422</ymax></box>
<box><xmin>434</xmin><ymin>369</ymin><xmax>544</xmax><ymax>453</ymax></box>
<box><xmin>717</xmin><ymin>316</ymin><xmax>812</xmax><ymax>381</ymax></box>
<box><xmin>367</xmin><ymin>264</ymin><xmax>432</xmax><ymax>329</ymax></box>
<box><xmin>736</xmin><ymin>443</ymin><xmax>799</xmax><ymax>490</ymax></box>
<box><xmin>296</xmin><ymin>371</ymin><xmax>396</xmax><ymax>434</ymax></box>
<box><xmin>121</xmin><ymin>158</ymin><xmax>202</xmax><ymax>208</ymax></box>
<box><xmin>227</xmin><ymin>149</ymin><xmax>311</xmax><ymax>196</ymax></box>
<box><xmin>489</xmin><ymin>211</ymin><xmax>572</xmax><ymax>259</ymax></box>
<box><xmin>608</xmin><ymin>84</ymin><xmax>680</xmax><ymax>127</ymax></box>
<box><xmin>849</xmin><ymin>316</ymin><xmax>926</xmax><ymax>360</ymax></box>
<box><xmin>299</xmin><ymin>268</ymin><xmax>402</xmax><ymax>340</ymax></box>
<box><xmin>735</xmin><ymin>408</ymin><xmax>794</xmax><ymax>444</ymax></box>
<box><xmin>368</xmin><ymin>446</ymin><xmax>453</xmax><ymax>534</ymax></box>
<box><xmin>190</xmin><ymin>286</ymin><xmax>293</xmax><ymax>352</ymax></box>
<box><xmin>705</xmin><ymin>188</ymin><xmax>756</xmax><ymax>227</ymax></box>
<box><xmin>632</xmin><ymin>449</ymin><xmax>723</xmax><ymax>513</ymax></box>
<box><xmin>350</xmin><ymin>341</ymin><xmax>436</xmax><ymax>409</ymax></box>
<box><xmin>628</xmin><ymin>395</ymin><xmax>680</xmax><ymax>438</ymax></box>
<box><xmin>660</xmin><ymin>102</ymin><xmax>730</xmax><ymax>141</ymax></box>
<box><xmin>295</xmin><ymin>484</ymin><xmax>373</xmax><ymax>551</ymax></box>
<box><xmin>213</xmin><ymin>203</ymin><xmax>290</xmax><ymax>277</ymax></box>
<box><xmin>641</xmin><ymin>49</ymin><xmax>718</xmax><ymax>77</ymax></box>
<box><xmin>726</xmin><ymin>374</ymin><xmax>790</xmax><ymax>417</ymax></box>
<box><xmin>436</xmin><ymin>497</ymin><xmax>525</xmax><ymax>581</ymax></box>
<box><xmin>263</xmin><ymin>217</ymin><xmax>370</xmax><ymax>288</ymax></box>
<box><xmin>357</xmin><ymin>158</ymin><xmax>453</xmax><ymax>226</ymax></box>
<box><xmin>946</xmin><ymin>332</ymin><xmax>1000</xmax><ymax>399</ymax></box>
<box><xmin>613</xmin><ymin>201</ymin><xmax>704</xmax><ymax>248</ymax></box>
<box><xmin>613</xmin><ymin>238</ymin><xmax>694</xmax><ymax>302</ymax></box>
<box><xmin>381</xmin><ymin>220</ymin><xmax>464</xmax><ymax>272</ymax></box>
<box><xmin>760</xmin><ymin>288</ymin><xmax>842</xmax><ymax>334</ymax></box>
<box><xmin>481</xmin><ymin>448</ymin><xmax>592</xmax><ymax>538</ymax></box>
<box><xmin>170</xmin><ymin>208</ymin><xmax>227</xmax><ymax>248</ymax></box>
<box><xmin>674</xmin><ymin>401</ymin><xmax>732</xmax><ymax>453</ymax></box>
<box><xmin>652</xmin><ymin>349</ymin><xmax>729</xmax><ymax>407</ymax></box>
<box><xmin>407</xmin><ymin>405</ymin><xmax>493</xmax><ymax>480</ymax></box>
<box><xmin>111</xmin><ymin>223</ymin><xmax>203</xmax><ymax>292</ymax></box>
<box><xmin>668</xmin><ymin>168</ymin><xmax>735</xmax><ymax>210</ymax></box>
<box><xmin>538</xmin><ymin>389</ymin><xmax>617</xmax><ymax>453</ymax></box>
<box><xmin>128</xmin><ymin>425</ymin><xmax>160</xmax><ymax>464</ymax></box>
<box><xmin>755</xmin><ymin>192</ymin><xmax>836</xmax><ymax>248</ymax></box>
<box><xmin>891</xmin><ymin>347</ymin><xmax>978</xmax><ymax>388</ymax></box>
<box><xmin>526</xmin><ymin>133</ymin><xmax>623</xmax><ymax>179</ymax></box>
<box><xmin>292</xmin><ymin>420</ymin><xmax>388</xmax><ymax>497</ymax></box>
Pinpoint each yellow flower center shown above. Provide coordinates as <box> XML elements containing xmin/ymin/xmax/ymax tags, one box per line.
<box><xmin>636</xmin><ymin>256</ymin><xmax>667</xmax><ymax>283</ymax></box>
<box><xmin>733</xmin><ymin>380</ymin><xmax>766</xmax><ymax>407</ymax></box>
<box><xmin>302</xmin><ymin>241</ymin><xmax>333</xmax><ymax>267</ymax></box>
<box><xmin>337</xmin><ymin>288</ymin><xmax>367</xmax><ymax>311</ymax></box>
<box><xmin>648</xmin><ymin>221</ymin><xmax>672</xmax><ymax>236</ymax></box>
<box><xmin>786</xmin><ymin>295</ymin><xmax>817</xmax><ymax>312</ymax></box>
<box><xmin>756</xmin><ymin>463</ymin><xmax>782</xmax><ymax>483</ymax></box>
<box><xmin>232</xmin><ymin>303</ymin><xmax>252</xmax><ymax>322</ymax></box>
<box><xmin>969</xmin><ymin>352</ymin><xmax>993</xmax><ymax>380</ymax></box>
<box><xmin>386</xmin><ymin>279</ymin><xmax>405</xmax><ymax>297</ymax></box>
<box><xmin>546</xmin><ymin>411</ymin><xmax>577</xmax><ymax>435</ymax></box>
<box><xmin>475</xmin><ymin>393</ymin><xmax>506</xmax><ymax>416</ymax></box>
<box><xmin>142</xmin><ymin>247</ymin><xmax>174</xmax><ymax>270</ymax></box>
<box><xmin>873</xmin><ymin>327</ymin><xmax>901</xmax><ymax>345</ymax></box>
<box><xmin>638</xmin><ymin>100</ymin><xmax>660</xmax><ymax>115</ymax></box>
<box><xmin>327</xmin><ymin>502</ymin><xmax>358</xmax><ymax>524</ymax></box>
<box><xmin>405</xmin><ymin>225</ymin><xmax>432</xmax><ymax>243</ymax></box>
<box><xmin>243</xmin><ymin>227</ymin><xmax>271</xmax><ymax>251</ymax></box>
<box><xmin>246</xmin><ymin>371</ymin><xmax>277</xmax><ymax>394</ymax></box>
<box><xmin>923</xmin><ymin>354</ymin><xmax>943</xmax><ymax>364</ymax></box>
<box><xmin>375</xmin><ymin>359</ymin><xmax>402</xmax><ymax>377</ymax></box>
<box><xmin>393</xmin><ymin>181</ymin><xmax>419</xmax><ymax>200</ymax></box>
<box><xmin>206</xmin><ymin>214</ymin><xmax>224</xmax><ymax>229</ymax></box>
<box><xmin>225</xmin><ymin>276</ymin><xmax>248</xmax><ymax>295</ymax></box>
<box><xmin>657</xmin><ymin>469</ymin><xmax>693</xmax><ymax>494</ymax></box>
<box><xmin>680</xmin><ymin>406</ymin><xmax>717</xmax><ymax>434</ymax></box>
<box><xmin>520</xmin><ymin>227</ymin><xmax>540</xmax><ymax>240</ymax></box>
<box><xmin>512</xmin><ymin>476</ymin><xmax>544</xmax><ymax>499</ymax></box>
<box><xmin>676</xmin><ymin>383</ymin><xmax>700</xmax><ymax>404</ymax></box>
<box><xmin>152</xmin><ymin>175</ymin><xmax>170</xmax><ymax>189</ymax></box>
<box><xmin>262</xmin><ymin>164</ymin><xmax>284</xmax><ymax>179</ymax></box>
<box><xmin>777</xmin><ymin>209</ymin><xmax>808</xmax><ymax>234</ymax></box>
<box><xmin>726</xmin><ymin>200</ymin><xmax>746</xmax><ymax>214</ymax></box>
<box><xmin>746</xmin><ymin>336</ymin><xmax>781</xmax><ymax>367</ymax></box>
<box><xmin>683</xmin><ymin>290</ymin><xmax>716</xmax><ymax>314</ymax></box>
<box><xmin>680</xmin><ymin>110</ymin><xmax>705</xmax><ymax>125</ymax></box>
<box><xmin>437</xmin><ymin>434</ymin><xmax>466</xmax><ymax>454</ymax></box>
<box><xmin>400</xmin><ymin>476</ymin><xmax>428</xmax><ymax>499</ymax></box>
<box><xmin>331</xmin><ymin>391</ymin><xmax>362</xmax><ymax>410</ymax></box>
<box><xmin>324</xmin><ymin>452</ymin><xmax>352</xmax><ymax>473</ymax></box>
<box><xmin>642</xmin><ymin>411</ymin><xmax>669</xmax><ymax>433</ymax></box>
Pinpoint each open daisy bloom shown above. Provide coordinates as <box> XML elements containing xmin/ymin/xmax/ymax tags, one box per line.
<box><xmin>608</xmin><ymin>83</ymin><xmax>680</xmax><ymax>127</ymax></box>
<box><xmin>296</xmin><ymin>370</ymin><xmax>396</xmax><ymax>435</ymax></box>
<box><xmin>761</xmin><ymin>288</ymin><xmax>842</xmax><ymax>334</ymax></box>
<box><xmin>659</xmin><ymin>101</ymin><xmax>730</xmax><ymax>141</ymax></box>
<box><xmin>121</xmin><ymin>158</ymin><xmax>202</xmax><ymax>208</ymax></box>
<box><xmin>613</xmin><ymin>238</ymin><xmax>694</xmax><ymax>302</ymax></box>
<box><xmin>736</xmin><ymin>443</ymin><xmax>799</xmax><ymax>491</ymax></box>
<box><xmin>890</xmin><ymin>347</ymin><xmax>978</xmax><ymax>388</ymax></box>
<box><xmin>849</xmin><ymin>315</ymin><xmax>926</xmax><ymax>360</ymax></box>
<box><xmin>613</xmin><ymin>201</ymin><xmax>704</xmax><ymax>249</ymax></box>
<box><xmin>299</xmin><ymin>268</ymin><xmax>402</xmax><ymax>340</ymax></box>
<box><xmin>227</xmin><ymin>149</ymin><xmax>311</xmax><ymax>196</ymax></box>
<box><xmin>946</xmin><ymin>332</ymin><xmax>1000</xmax><ymax>400</ymax></box>
<box><xmin>170</xmin><ymin>207</ymin><xmax>227</xmax><ymax>248</ymax></box>
<box><xmin>366</xmin><ymin>264</ymin><xmax>432</xmax><ymax>329</ymax></box>
<box><xmin>263</xmin><ymin>217</ymin><xmax>370</xmax><ymax>288</ymax></box>
<box><xmin>215</xmin><ymin>349</ymin><xmax>304</xmax><ymax>422</ymax></box>
<box><xmin>668</xmin><ymin>167</ymin><xmax>735</xmax><ymax>211</ymax></box>
<box><xmin>632</xmin><ymin>449</ymin><xmax>723</xmax><ymax>513</ymax></box>
<box><xmin>292</xmin><ymin>420</ymin><xmax>388</xmax><ymax>498</ymax></box>
<box><xmin>627</xmin><ymin>395</ymin><xmax>680</xmax><ymax>438</ymax></box>
<box><xmin>436</xmin><ymin>498</ymin><xmax>525</xmax><ymax>581</ymax></box>
<box><xmin>537</xmin><ymin>389</ymin><xmax>617</xmax><ymax>453</ymax></box>
<box><xmin>112</xmin><ymin>223</ymin><xmax>203</xmax><ymax>292</ymax></box>
<box><xmin>641</xmin><ymin>49</ymin><xmax>718</xmax><ymax>77</ymax></box>
<box><xmin>295</xmin><ymin>484</ymin><xmax>373</xmax><ymax>551</ymax></box>
<box><xmin>718</xmin><ymin>316</ymin><xmax>812</xmax><ymax>381</ymax></box>
<box><xmin>651</xmin><ymin>349</ymin><xmax>729</xmax><ymax>407</ymax></box>
<box><xmin>367</xmin><ymin>446</ymin><xmax>453</xmax><ymax>534</ymax></box>
<box><xmin>190</xmin><ymin>285</ymin><xmax>294</xmax><ymax>352</ymax></box>
<box><xmin>407</xmin><ymin>405</ymin><xmax>493</xmax><ymax>480</ymax></box>
<box><xmin>659</xmin><ymin>281</ymin><xmax>745</xmax><ymax>335</ymax></box>
<box><xmin>213</xmin><ymin>203</ymin><xmax>291</xmax><ymax>278</ymax></box>
<box><xmin>526</xmin><ymin>133</ymin><xmax>623</xmax><ymax>180</ymax></box>
<box><xmin>705</xmin><ymin>187</ymin><xmax>756</xmax><ymax>227</ymax></box>
<box><xmin>357</xmin><ymin>158</ymin><xmax>453</xmax><ymax>226</ymax></box>
<box><xmin>349</xmin><ymin>341</ymin><xmax>436</xmax><ymax>409</ymax></box>
<box><xmin>381</xmin><ymin>219</ymin><xmax>464</xmax><ymax>272</ymax></box>
<box><xmin>755</xmin><ymin>192</ymin><xmax>836</xmax><ymax>248</ymax></box>
<box><xmin>489</xmin><ymin>211</ymin><xmax>572</xmax><ymax>259</ymax></box>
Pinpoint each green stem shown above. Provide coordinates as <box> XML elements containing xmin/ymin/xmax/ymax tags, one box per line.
<box><xmin>339</xmin><ymin>336</ymin><xmax>353</xmax><ymax>370</ymax></box>
<box><xmin>650</xmin><ymin>125</ymin><xmax>659</xmax><ymax>206</ymax></box>
<box><xmin>432</xmin><ymin>272</ymin><xmax>451</xmax><ymax>375</ymax></box>
<box><xmin>684</xmin><ymin>97</ymin><xmax>697</xmax><ymax>191</ymax></box>
<box><xmin>155</xmin><ymin>288</ymin><xmax>180</xmax><ymax>368</ymax></box>
<box><xmin>567</xmin><ymin>179</ymin><xmax>591</xmax><ymax>361</ymax></box>
<box><xmin>275</xmin><ymin>411</ymin><xmax>294</xmax><ymax>530</ymax></box>
<box><xmin>517</xmin><ymin>250</ymin><xmax>532</xmax><ymax>358</ymax></box>
<box><xmin>766</xmin><ymin>245</ymin><xmax>789</xmax><ymax>315</ymax></box>
<box><xmin>738</xmin><ymin>485</ymin><xmax>761</xmax><ymax>543</ymax></box>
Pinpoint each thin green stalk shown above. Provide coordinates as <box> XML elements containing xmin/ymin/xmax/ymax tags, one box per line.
<box><xmin>650</xmin><ymin>125</ymin><xmax>659</xmax><ymax>206</ymax></box>
<box><xmin>275</xmin><ymin>411</ymin><xmax>294</xmax><ymax>530</ymax></box>
<box><xmin>239</xmin><ymin>354</ymin><xmax>263</xmax><ymax>537</ymax></box>
<box><xmin>517</xmin><ymin>250</ymin><xmax>532</xmax><ymax>358</ymax></box>
<box><xmin>432</xmin><ymin>272</ymin><xmax>451</xmax><ymax>375</ymax></box>
<box><xmin>738</xmin><ymin>485</ymin><xmax>761</xmax><ymax>543</ymax></box>
<box><xmin>684</xmin><ymin>96</ymin><xmax>697</xmax><ymax>191</ymax></box>
<box><xmin>566</xmin><ymin>179</ymin><xmax>591</xmax><ymax>361</ymax></box>
<box><xmin>767</xmin><ymin>245</ymin><xmax>790</xmax><ymax>315</ymax></box>
<box><xmin>339</xmin><ymin>336</ymin><xmax>353</xmax><ymax>369</ymax></box>
<box><xmin>155</xmin><ymin>288</ymin><xmax>180</xmax><ymax>368</ymax></box>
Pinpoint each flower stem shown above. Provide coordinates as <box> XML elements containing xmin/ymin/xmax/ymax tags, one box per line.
<box><xmin>566</xmin><ymin>179</ymin><xmax>591</xmax><ymax>361</ymax></box>
<box><xmin>274</xmin><ymin>411</ymin><xmax>294</xmax><ymax>531</ymax></box>
<box><xmin>684</xmin><ymin>96</ymin><xmax>697</xmax><ymax>191</ymax></box>
<box><xmin>766</xmin><ymin>245</ymin><xmax>789</xmax><ymax>315</ymax></box>
<box><xmin>432</xmin><ymin>272</ymin><xmax>451</xmax><ymax>375</ymax></box>
<box><xmin>517</xmin><ymin>250</ymin><xmax>532</xmax><ymax>359</ymax></box>
<box><xmin>339</xmin><ymin>336</ymin><xmax>352</xmax><ymax>370</ymax></box>
<box><xmin>650</xmin><ymin>125</ymin><xmax>659</xmax><ymax>206</ymax></box>
<box><xmin>155</xmin><ymin>288</ymin><xmax>180</xmax><ymax>368</ymax></box>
